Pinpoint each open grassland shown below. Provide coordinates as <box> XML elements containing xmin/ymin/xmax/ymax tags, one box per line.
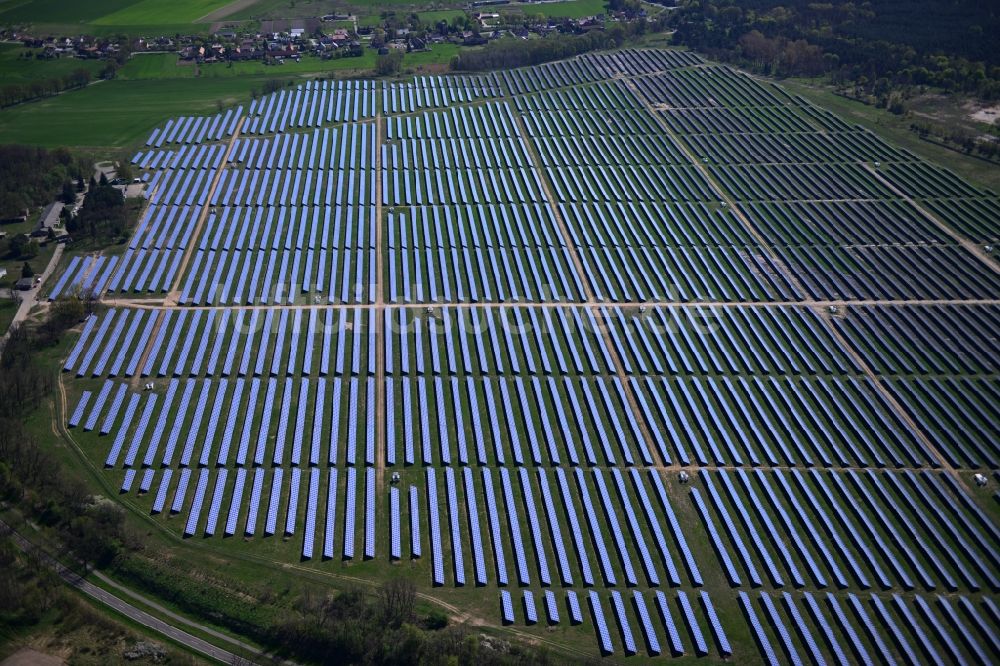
<box><xmin>504</xmin><ymin>0</ymin><xmax>607</xmax><ymax>18</ymax></box>
<box><xmin>117</xmin><ymin>53</ymin><xmax>198</xmax><ymax>80</ymax></box>
<box><xmin>0</xmin><ymin>77</ymin><xmax>264</xmax><ymax>148</ymax></box>
<box><xmin>0</xmin><ymin>0</ymin><xmax>138</xmax><ymax>24</ymax></box>
<box><xmin>0</xmin><ymin>44</ymin><xmax>104</xmax><ymax>82</ymax></box>
<box><xmin>199</xmin><ymin>51</ymin><xmax>378</xmax><ymax>77</ymax></box>
<box><xmin>92</xmin><ymin>0</ymin><xmax>234</xmax><ymax>25</ymax></box>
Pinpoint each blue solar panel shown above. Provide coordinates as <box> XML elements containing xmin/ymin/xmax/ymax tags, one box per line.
<box><xmin>610</xmin><ymin>590</ymin><xmax>637</xmax><ymax>655</ymax></box>
<box><xmin>346</xmin><ymin>378</ymin><xmax>359</xmax><ymax>464</ymax></box>
<box><xmin>553</xmin><ymin>468</ymin><xmax>593</xmax><ymax>586</ymax></box>
<box><xmin>738</xmin><ymin>592</ymin><xmax>778</xmax><ymax>666</ymax></box>
<box><xmin>914</xmin><ymin>595</ymin><xmax>968</xmax><ymax>664</ymax></box>
<box><xmin>123</xmin><ymin>393</ymin><xmax>158</xmax><ymax>468</ymax></box>
<box><xmin>632</xmin><ymin>590</ymin><xmax>660</xmax><ymax>656</ymax></box>
<box><xmin>409</xmin><ymin>484</ymin><xmax>421</xmax><ymax>558</ymax></box>
<box><xmin>499</xmin><ymin>468</ymin><xmax>530</xmax><ymax>585</ymax></box>
<box><xmin>120</xmin><ymin>468</ymin><xmax>136</xmax><ymax>494</ymax></box>
<box><xmin>285</xmin><ymin>467</ymin><xmax>301</xmax><ymax>536</ymax></box>
<box><xmin>700</xmin><ymin>471</ymin><xmax>761</xmax><ymax>586</ymax></box>
<box><xmin>573</xmin><ymin>467</ymin><xmax>615</xmax><ymax>586</ymax></box>
<box><xmin>536</xmin><ymin>469</ymin><xmax>571</xmax><ymax>586</ymax></box>
<box><xmin>344</xmin><ymin>467</ymin><xmax>357</xmax><ymax>559</ymax></box>
<box><xmin>100</xmin><ymin>383</ymin><xmax>128</xmax><ymax>435</ymax></box>
<box><xmin>759</xmin><ymin>593</ymin><xmax>799</xmax><ymax>664</ymax></box>
<box><xmin>544</xmin><ymin>590</ymin><xmax>559</xmax><ymax>625</ymax></box>
<box><xmin>480</xmin><ymin>469</ymin><xmax>508</xmax><ymax>585</ymax></box>
<box><xmin>204</xmin><ymin>469</ymin><xmax>228</xmax><ymax>536</ymax></box>
<box><xmin>151</xmin><ymin>468</ymin><xmax>173</xmax><ymax>515</ymax></box>
<box><xmin>462</xmin><ymin>468</ymin><xmax>486</xmax><ymax>585</ymax></box>
<box><xmin>171</xmin><ymin>467</ymin><xmax>192</xmax><ymax>515</ymax></box>
<box><xmin>890</xmin><ymin>595</ymin><xmax>944</xmax><ymax>666</ymax></box>
<box><xmin>524</xmin><ymin>590</ymin><xmax>538</xmax><ymax>625</ymax></box>
<box><xmin>226</xmin><ymin>468</ymin><xmax>247</xmax><ymax>536</ymax></box>
<box><xmin>868</xmin><ymin>594</ymin><xmax>916</xmax><ymax>665</ymax></box>
<box><xmin>827</xmin><ymin>592</ymin><xmax>871</xmax><ymax>664</ymax></box>
<box><xmin>69</xmin><ymin>391</ymin><xmax>92</xmax><ymax>428</ymax></box>
<box><xmin>517</xmin><ymin>467</ymin><xmax>551</xmax><ymax>586</ymax></box>
<box><xmin>245</xmin><ymin>468</ymin><xmax>265</xmax><ymax>536</ymax></box>
<box><xmin>592</xmin><ymin>469</ymin><xmax>637</xmax><ymax>586</ymax></box>
<box><xmin>567</xmin><ymin>590</ymin><xmax>583</xmax><ymax>625</ymax></box>
<box><xmin>389</xmin><ymin>486</ymin><xmax>401</xmax><ymax>560</ymax></box>
<box><xmin>500</xmin><ymin>590</ymin><xmax>514</xmax><ymax>625</ymax></box>
<box><xmin>426</xmin><ymin>468</ymin><xmax>444</xmax><ymax>584</ymax></box>
<box><xmin>365</xmin><ymin>468</ymin><xmax>375</xmax><ymax>559</ymax></box>
<box><xmin>106</xmin><ymin>393</ymin><xmax>141</xmax><ymax>468</ymax></box>
<box><xmin>589</xmin><ymin>591</ymin><xmax>614</xmax><ymax>655</ymax></box>
<box><xmin>324</xmin><ymin>468</ymin><xmax>338</xmax><ymax>558</ymax></box>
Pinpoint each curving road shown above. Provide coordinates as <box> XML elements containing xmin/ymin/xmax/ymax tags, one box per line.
<box><xmin>0</xmin><ymin>519</ymin><xmax>255</xmax><ymax>665</ymax></box>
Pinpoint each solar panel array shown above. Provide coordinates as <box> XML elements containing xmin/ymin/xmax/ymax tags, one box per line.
<box><xmin>59</xmin><ymin>46</ymin><xmax>1000</xmax><ymax>661</ymax></box>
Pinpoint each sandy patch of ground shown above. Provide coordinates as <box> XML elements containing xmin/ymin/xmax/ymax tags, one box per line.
<box><xmin>970</xmin><ymin>104</ymin><xmax>1000</xmax><ymax>125</ymax></box>
<box><xmin>1</xmin><ymin>648</ymin><xmax>64</xmax><ymax>666</ymax></box>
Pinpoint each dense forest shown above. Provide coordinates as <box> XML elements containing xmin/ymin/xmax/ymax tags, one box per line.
<box><xmin>0</xmin><ymin>145</ymin><xmax>87</xmax><ymax>220</ymax></box>
<box><xmin>670</xmin><ymin>0</ymin><xmax>1000</xmax><ymax>100</ymax></box>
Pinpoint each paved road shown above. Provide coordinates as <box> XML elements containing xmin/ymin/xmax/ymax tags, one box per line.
<box><xmin>1</xmin><ymin>243</ymin><xmax>62</xmax><ymax>346</ymax></box>
<box><xmin>0</xmin><ymin>520</ymin><xmax>252</xmax><ymax>664</ymax></box>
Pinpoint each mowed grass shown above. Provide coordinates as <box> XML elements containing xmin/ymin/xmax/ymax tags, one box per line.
<box><xmin>404</xmin><ymin>43</ymin><xmax>460</xmax><ymax>68</ymax></box>
<box><xmin>0</xmin><ymin>77</ymin><xmax>262</xmax><ymax>148</ymax></box>
<box><xmin>199</xmin><ymin>51</ymin><xmax>378</xmax><ymax>77</ymax></box>
<box><xmin>117</xmin><ymin>53</ymin><xmax>197</xmax><ymax>80</ymax></box>
<box><xmin>506</xmin><ymin>0</ymin><xmax>607</xmax><ymax>18</ymax></box>
<box><xmin>0</xmin><ymin>44</ymin><xmax>105</xmax><ymax>82</ymax></box>
<box><xmin>92</xmin><ymin>0</ymin><xmax>233</xmax><ymax>24</ymax></box>
<box><xmin>0</xmin><ymin>0</ymin><xmax>138</xmax><ymax>23</ymax></box>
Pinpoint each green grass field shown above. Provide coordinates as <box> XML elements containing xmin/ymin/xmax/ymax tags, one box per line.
<box><xmin>0</xmin><ymin>298</ymin><xmax>16</xmax><ymax>334</ymax></box>
<box><xmin>199</xmin><ymin>51</ymin><xmax>379</xmax><ymax>78</ymax></box>
<box><xmin>117</xmin><ymin>53</ymin><xmax>197</xmax><ymax>80</ymax></box>
<box><xmin>92</xmin><ymin>0</ymin><xmax>233</xmax><ymax>25</ymax></box>
<box><xmin>0</xmin><ymin>44</ymin><xmax>105</xmax><ymax>82</ymax></box>
<box><xmin>0</xmin><ymin>77</ymin><xmax>263</xmax><ymax>148</ymax></box>
<box><xmin>0</xmin><ymin>42</ymin><xmax>472</xmax><ymax>148</ymax></box>
<box><xmin>504</xmin><ymin>0</ymin><xmax>607</xmax><ymax>18</ymax></box>
<box><xmin>0</xmin><ymin>0</ymin><xmax>138</xmax><ymax>24</ymax></box>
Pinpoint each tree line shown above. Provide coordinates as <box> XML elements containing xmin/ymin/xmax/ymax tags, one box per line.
<box><xmin>0</xmin><ymin>65</ymin><xmax>93</xmax><ymax>109</ymax></box>
<box><xmin>669</xmin><ymin>0</ymin><xmax>1000</xmax><ymax>101</ymax></box>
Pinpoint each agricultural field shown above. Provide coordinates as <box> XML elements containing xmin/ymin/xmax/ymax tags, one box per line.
<box><xmin>0</xmin><ymin>43</ymin><xmax>104</xmax><ymax>82</ymax></box>
<box><xmin>52</xmin><ymin>48</ymin><xmax>1000</xmax><ymax>662</ymax></box>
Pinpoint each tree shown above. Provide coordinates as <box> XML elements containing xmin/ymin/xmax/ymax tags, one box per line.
<box><xmin>375</xmin><ymin>49</ymin><xmax>403</xmax><ymax>76</ymax></box>
<box><xmin>76</xmin><ymin>175</ymin><xmax>85</xmax><ymax>192</ymax></box>
<box><xmin>60</xmin><ymin>180</ymin><xmax>76</xmax><ymax>204</ymax></box>
<box><xmin>9</xmin><ymin>234</ymin><xmax>30</xmax><ymax>258</ymax></box>
<box><xmin>98</xmin><ymin>172</ymin><xmax>108</xmax><ymax>187</ymax></box>
<box><xmin>378</xmin><ymin>578</ymin><xmax>415</xmax><ymax>628</ymax></box>
<box><xmin>20</xmin><ymin>262</ymin><xmax>33</xmax><ymax>279</ymax></box>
